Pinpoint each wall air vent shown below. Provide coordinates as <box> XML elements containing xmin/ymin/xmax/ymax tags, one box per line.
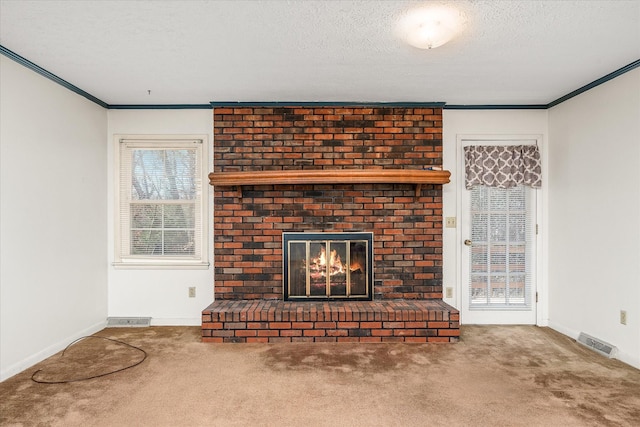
<box><xmin>577</xmin><ymin>332</ymin><xmax>617</xmax><ymax>358</ymax></box>
<box><xmin>107</xmin><ymin>317</ymin><xmax>151</xmax><ymax>327</ymax></box>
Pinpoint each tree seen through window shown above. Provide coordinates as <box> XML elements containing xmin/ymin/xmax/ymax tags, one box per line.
<box><xmin>130</xmin><ymin>149</ymin><xmax>197</xmax><ymax>256</ymax></box>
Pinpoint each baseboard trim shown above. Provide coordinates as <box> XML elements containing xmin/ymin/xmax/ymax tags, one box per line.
<box><xmin>0</xmin><ymin>320</ymin><xmax>107</xmax><ymax>382</ymax></box>
<box><xmin>149</xmin><ymin>317</ymin><xmax>201</xmax><ymax>326</ymax></box>
<box><xmin>548</xmin><ymin>321</ymin><xmax>640</xmax><ymax>370</ymax></box>
<box><xmin>546</xmin><ymin>321</ymin><xmax>580</xmax><ymax>340</ymax></box>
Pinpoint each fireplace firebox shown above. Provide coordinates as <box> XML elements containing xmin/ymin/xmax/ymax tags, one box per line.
<box><xmin>283</xmin><ymin>232</ymin><xmax>373</xmax><ymax>301</ymax></box>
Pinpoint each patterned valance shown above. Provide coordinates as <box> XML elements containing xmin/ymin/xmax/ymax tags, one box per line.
<box><xmin>464</xmin><ymin>145</ymin><xmax>542</xmax><ymax>189</ymax></box>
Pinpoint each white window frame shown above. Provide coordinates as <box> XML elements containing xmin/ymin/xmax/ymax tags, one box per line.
<box><xmin>113</xmin><ymin>134</ymin><xmax>209</xmax><ymax>269</ymax></box>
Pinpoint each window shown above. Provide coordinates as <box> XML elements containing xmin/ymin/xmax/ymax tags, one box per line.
<box><xmin>114</xmin><ymin>136</ymin><xmax>208</xmax><ymax>268</ymax></box>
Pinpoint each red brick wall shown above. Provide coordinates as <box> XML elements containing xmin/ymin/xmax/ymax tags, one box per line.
<box><xmin>213</xmin><ymin>106</ymin><xmax>443</xmax><ymax>300</ymax></box>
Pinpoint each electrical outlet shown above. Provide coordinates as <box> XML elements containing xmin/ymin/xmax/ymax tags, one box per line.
<box><xmin>445</xmin><ymin>217</ymin><xmax>456</xmax><ymax>228</ymax></box>
<box><xmin>620</xmin><ymin>310</ymin><xmax>627</xmax><ymax>325</ymax></box>
<box><xmin>445</xmin><ymin>287</ymin><xmax>453</xmax><ymax>298</ymax></box>
<box><xmin>188</xmin><ymin>287</ymin><xmax>196</xmax><ymax>298</ymax></box>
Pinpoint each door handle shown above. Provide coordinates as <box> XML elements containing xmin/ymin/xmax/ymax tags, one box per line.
<box><xmin>464</xmin><ymin>239</ymin><xmax>472</xmax><ymax>246</ymax></box>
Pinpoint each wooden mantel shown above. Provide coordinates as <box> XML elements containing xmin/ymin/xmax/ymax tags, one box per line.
<box><xmin>209</xmin><ymin>169</ymin><xmax>450</xmax><ymax>197</ymax></box>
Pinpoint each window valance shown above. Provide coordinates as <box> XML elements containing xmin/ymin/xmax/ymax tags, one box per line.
<box><xmin>464</xmin><ymin>145</ymin><xmax>541</xmax><ymax>189</ymax></box>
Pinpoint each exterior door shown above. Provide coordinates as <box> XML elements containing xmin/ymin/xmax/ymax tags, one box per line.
<box><xmin>460</xmin><ymin>140</ymin><xmax>538</xmax><ymax>324</ymax></box>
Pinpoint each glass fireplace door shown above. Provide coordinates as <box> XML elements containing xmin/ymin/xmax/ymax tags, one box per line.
<box><xmin>284</xmin><ymin>233</ymin><xmax>372</xmax><ymax>300</ymax></box>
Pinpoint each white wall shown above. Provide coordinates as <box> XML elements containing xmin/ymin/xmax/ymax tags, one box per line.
<box><xmin>547</xmin><ymin>68</ymin><xmax>640</xmax><ymax>369</ymax></box>
<box><xmin>107</xmin><ymin>110</ymin><xmax>214</xmax><ymax>325</ymax></box>
<box><xmin>442</xmin><ymin>109</ymin><xmax>550</xmax><ymax>323</ymax></box>
<box><xmin>0</xmin><ymin>57</ymin><xmax>108</xmax><ymax>380</ymax></box>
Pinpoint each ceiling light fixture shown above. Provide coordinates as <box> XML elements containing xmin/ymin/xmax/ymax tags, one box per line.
<box><xmin>397</xmin><ymin>6</ymin><xmax>460</xmax><ymax>50</ymax></box>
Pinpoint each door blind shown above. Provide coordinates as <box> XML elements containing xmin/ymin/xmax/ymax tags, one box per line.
<box><xmin>469</xmin><ymin>185</ymin><xmax>534</xmax><ymax>309</ymax></box>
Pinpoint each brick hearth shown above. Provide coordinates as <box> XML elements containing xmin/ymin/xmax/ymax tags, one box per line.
<box><xmin>203</xmin><ymin>105</ymin><xmax>459</xmax><ymax>342</ymax></box>
<box><xmin>202</xmin><ymin>300</ymin><xmax>459</xmax><ymax>343</ymax></box>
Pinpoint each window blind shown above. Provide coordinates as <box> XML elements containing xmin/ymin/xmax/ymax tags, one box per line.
<box><xmin>116</xmin><ymin>138</ymin><xmax>205</xmax><ymax>265</ymax></box>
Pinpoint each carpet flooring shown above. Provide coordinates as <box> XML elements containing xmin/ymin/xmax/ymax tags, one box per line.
<box><xmin>1</xmin><ymin>325</ymin><xmax>639</xmax><ymax>426</ymax></box>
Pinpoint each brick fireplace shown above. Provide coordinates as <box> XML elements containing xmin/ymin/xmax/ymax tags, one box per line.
<box><xmin>202</xmin><ymin>105</ymin><xmax>459</xmax><ymax>342</ymax></box>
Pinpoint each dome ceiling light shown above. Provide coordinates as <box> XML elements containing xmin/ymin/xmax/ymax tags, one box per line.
<box><xmin>396</xmin><ymin>6</ymin><xmax>461</xmax><ymax>49</ymax></box>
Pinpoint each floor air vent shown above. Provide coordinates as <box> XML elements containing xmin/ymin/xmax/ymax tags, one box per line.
<box><xmin>577</xmin><ymin>332</ymin><xmax>617</xmax><ymax>358</ymax></box>
<box><xmin>107</xmin><ymin>317</ymin><xmax>151</xmax><ymax>327</ymax></box>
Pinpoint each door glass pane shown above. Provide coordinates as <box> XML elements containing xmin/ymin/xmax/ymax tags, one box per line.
<box><xmin>509</xmin><ymin>247</ymin><xmax>526</xmax><ymax>272</ymax></box>
<box><xmin>490</xmin><ymin>214</ymin><xmax>506</xmax><ymax>242</ymax></box>
<box><xmin>470</xmin><ymin>275</ymin><xmax>488</xmax><ymax>305</ymax></box>
<box><xmin>509</xmin><ymin>275</ymin><xmax>526</xmax><ymax>304</ymax></box>
<box><xmin>468</xmin><ymin>185</ymin><xmax>533</xmax><ymax>310</ymax></box>
<box><xmin>509</xmin><ymin>214</ymin><xmax>526</xmax><ymax>242</ymax></box>
<box><xmin>471</xmin><ymin>187</ymin><xmax>488</xmax><ymax>211</ymax></box>
<box><xmin>471</xmin><ymin>245</ymin><xmax>488</xmax><ymax>273</ymax></box>
<box><xmin>489</xmin><ymin>244</ymin><xmax>506</xmax><ymax>272</ymax></box>
<box><xmin>471</xmin><ymin>213</ymin><xmax>488</xmax><ymax>241</ymax></box>
<box><xmin>490</xmin><ymin>275</ymin><xmax>506</xmax><ymax>304</ymax></box>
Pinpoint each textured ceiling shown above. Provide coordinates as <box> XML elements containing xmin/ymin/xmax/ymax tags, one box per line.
<box><xmin>1</xmin><ymin>0</ymin><xmax>638</xmax><ymax>106</ymax></box>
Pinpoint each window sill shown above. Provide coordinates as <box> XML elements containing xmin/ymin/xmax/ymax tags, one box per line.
<box><xmin>112</xmin><ymin>261</ymin><xmax>210</xmax><ymax>270</ymax></box>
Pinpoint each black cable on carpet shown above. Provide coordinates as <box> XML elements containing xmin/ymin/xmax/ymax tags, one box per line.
<box><xmin>31</xmin><ymin>336</ymin><xmax>147</xmax><ymax>384</ymax></box>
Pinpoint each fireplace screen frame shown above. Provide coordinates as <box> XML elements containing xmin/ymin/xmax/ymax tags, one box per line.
<box><xmin>283</xmin><ymin>232</ymin><xmax>374</xmax><ymax>301</ymax></box>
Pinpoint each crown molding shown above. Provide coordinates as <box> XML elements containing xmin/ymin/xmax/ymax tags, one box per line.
<box><xmin>109</xmin><ymin>104</ymin><xmax>212</xmax><ymax>110</ymax></box>
<box><xmin>209</xmin><ymin>101</ymin><xmax>446</xmax><ymax>108</ymax></box>
<box><xmin>444</xmin><ymin>104</ymin><xmax>547</xmax><ymax>110</ymax></box>
<box><xmin>0</xmin><ymin>45</ymin><xmax>109</xmax><ymax>108</ymax></box>
<box><xmin>546</xmin><ymin>59</ymin><xmax>640</xmax><ymax>108</ymax></box>
<box><xmin>2</xmin><ymin>44</ymin><xmax>638</xmax><ymax>111</ymax></box>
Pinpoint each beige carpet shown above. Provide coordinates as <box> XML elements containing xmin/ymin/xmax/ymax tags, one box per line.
<box><xmin>1</xmin><ymin>325</ymin><xmax>639</xmax><ymax>426</ymax></box>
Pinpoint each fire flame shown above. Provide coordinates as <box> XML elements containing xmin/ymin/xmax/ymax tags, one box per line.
<box><xmin>350</xmin><ymin>261</ymin><xmax>362</xmax><ymax>273</ymax></box>
<box><xmin>307</xmin><ymin>245</ymin><xmax>364</xmax><ymax>280</ymax></box>
<box><xmin>310</xmin><ymin>247</ymin><xmax>347</xmax><ymax>277</ymax></box>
